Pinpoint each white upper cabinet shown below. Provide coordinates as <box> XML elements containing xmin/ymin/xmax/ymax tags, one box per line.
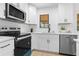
<box><xmin>19</xmin><ymin>3</ymin><xmax>28</xmax><ymax>12</ymax></box>
<box><xmin>27</xmin><ymin>5</ymin><xmax>37</xmax><ymax>24</ymax></box>
<box><xmin>58</xmin><ymin>4</ymin><xmax>74</xmax><ymax>23</ymax></box>
<box><xmin>0</xmin><ymin>3</ymin><xmax>5</xmax><ymax>18</ymax></box>
<box><xmin>18</xmin><ymin>4</ymin><xmax>38</xmax><ymax>24</ymax></box>
<box><xmin>19</xmin><ymin>3</ymin><xmax>29</xmax><ymax>23</ymax></box>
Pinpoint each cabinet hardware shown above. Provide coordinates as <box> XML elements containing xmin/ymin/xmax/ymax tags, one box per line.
<box><xmin>47</xmin><ymin>40</ymin><xmax>50</xmax><ymax>43</ymax></box>
<box><xmin>0</xmin><ymin>44</ymin><xmax>10</xmax><ymax>48</ymax></box>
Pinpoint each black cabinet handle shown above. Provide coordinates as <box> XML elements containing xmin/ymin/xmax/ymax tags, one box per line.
<box><xmin>0</xmin><ymin>44</ymin><xmax>10</xmax><ymax>48</ymax></box>
<box><xmin>47</xmin><ymin>40</ymin><xmax>50</xmax><ymax>43</ymax></box>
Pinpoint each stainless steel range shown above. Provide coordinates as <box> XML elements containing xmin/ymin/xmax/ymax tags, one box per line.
<box><xmin>0</xmin><ymin>27</ymin><xmax>31</xmax><ymax>56</ymax></box>
<box><xmin>14</xmin><ymin>33</ymin><xmax>31</xmax><ymax>56</ymax></box>
<box><xmin>0</xmin><ymin>27</ymin><xmax>20</xmax><ymax>37</ymax></box>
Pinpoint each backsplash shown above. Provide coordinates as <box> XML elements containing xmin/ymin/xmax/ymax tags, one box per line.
<box><xmin>0</xmin><ymin>18</ymin><xmax>31</xmax><ymax>33</ymax></box>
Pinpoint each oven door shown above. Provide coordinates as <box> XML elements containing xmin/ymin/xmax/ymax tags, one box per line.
<box><xmin>15</xmin><ymin>35</ymin><xmax>31</xmax><ymax>48</ymax></box>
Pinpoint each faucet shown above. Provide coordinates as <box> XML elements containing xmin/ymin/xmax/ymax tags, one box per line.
<box><xmin>48</xmin><ymin>24</ymin><xmax>50</xmax><ymax>32</ymax></box>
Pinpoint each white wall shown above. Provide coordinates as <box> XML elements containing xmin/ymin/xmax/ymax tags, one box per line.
<box><xmin>36</xmin><ymin>5</ymin><xmax>59</xmax><ymax>33</ymax></box>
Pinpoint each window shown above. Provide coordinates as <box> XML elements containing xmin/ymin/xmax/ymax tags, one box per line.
<box><xmin>40</xmin><ymin>14</ymin><xmax>49</xmax><ymax>28</ymax></box>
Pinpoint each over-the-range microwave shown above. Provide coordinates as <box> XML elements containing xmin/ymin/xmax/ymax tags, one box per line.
<box><xmin>5</xmin><ymin>3</ymin><xmax>26</xmax><ymax>22</ymax></box>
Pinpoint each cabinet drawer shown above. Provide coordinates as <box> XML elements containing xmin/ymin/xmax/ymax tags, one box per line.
<box><xmin>0</xmin><ymin>40</ymin><xmax>14</xmax><ymax>54</ymax></box>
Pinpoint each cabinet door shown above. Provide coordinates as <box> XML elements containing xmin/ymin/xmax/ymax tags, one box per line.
<box><xmin>49</xmin><ymin>35</ymin><xmax>59</xmax><ymax>52</ymax></box>
<box><xmin>31</xmin><ymin>34</ymin><xmax>38</xmax><ymax>49</ymax></box>
<box><xmin>36</xmin><ymin>35</ymin><xmax>41</xmax><ymax>50</ymax></box>
<box><xmin>37</xmin><ymin>35</ymin><xmax>48</xmax><ymax>51</ymax></box>
<box><xmin>40</xmin><ymin>38</ymin><xmax>48</xmax><ymax>51</ymax></box>
<box><xmin>0</xmin><ymin>3</ymin><xmax>5</xmax><ymax>18</ymax></box>
<box><xmin>28</xmin><ymin>5</ymin><xmax>37</xmax><ymax>24</ymax></box>
<box><xmin>0</xmin><ymin>40</ymin><xmax>14</xmax><ymax>56</ymax></box>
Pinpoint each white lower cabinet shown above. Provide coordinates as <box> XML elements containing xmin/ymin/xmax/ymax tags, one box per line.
<box><xmin>32</xmin><ymin>34</ymin><xmax>39</xmax><ymax>50</ymax></box>
<box><xmin>32</xmin><ymin>34</ymin><xmax>59</xmax><ymax>53</ymax></box>
<box><xmin>38</xmin><ymin>35</ymin><xmax>49</xmax><ymax>51</ymax></box>
<box><xmin>48</xmin><ymin>35</ymin><xmax>59</xmax><ymax>52</ymax></box>
<box><xmin>0</xmin><ymin>39</ymin><xmax>14</xmax><ymax>56</ymax></box>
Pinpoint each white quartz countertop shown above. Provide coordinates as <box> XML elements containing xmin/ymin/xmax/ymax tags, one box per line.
<box><xmin>32</xmin><ymin>32</ymin><xmax>79</xmax><ymax>35</ymax></box>
<box><xmin>0</xmin><ymin>36</ymin><xmax>15</xmax><ymax>43</ymax></box>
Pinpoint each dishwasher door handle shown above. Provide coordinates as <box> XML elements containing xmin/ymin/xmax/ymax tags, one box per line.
<box><xmin>0</xmin><ymin>44</ymin><xmax>10</xmax><ymax>48</ymax></box>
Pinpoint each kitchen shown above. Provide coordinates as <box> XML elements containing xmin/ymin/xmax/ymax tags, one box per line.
<box><xmin>0</xmin><ymin>3</ymin><xmax>79</xmax><ymax>56</ymax></box>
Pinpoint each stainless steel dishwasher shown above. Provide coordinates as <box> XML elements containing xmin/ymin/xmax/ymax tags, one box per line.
<box><xmin>59</xmin><ymin>35</ymin><xmax>77</xmax><ymax>56</ymax></box>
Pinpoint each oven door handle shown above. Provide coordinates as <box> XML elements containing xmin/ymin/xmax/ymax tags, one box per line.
<box><xmin>17</xmin><ymin>35</ymin><xmax>31</xmax><ymax>41</ymax></box>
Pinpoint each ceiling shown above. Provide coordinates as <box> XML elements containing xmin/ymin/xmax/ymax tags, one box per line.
<box><xmin>29</xmin><ymin>3</ymin><xmax>58</xmax><ymax>9</ymax></box>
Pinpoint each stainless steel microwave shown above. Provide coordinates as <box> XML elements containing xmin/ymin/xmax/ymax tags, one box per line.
<box><xmin>5</xmin><ymin>3</ymin><xmax>26</xmax><ymax>22</ymax></box>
